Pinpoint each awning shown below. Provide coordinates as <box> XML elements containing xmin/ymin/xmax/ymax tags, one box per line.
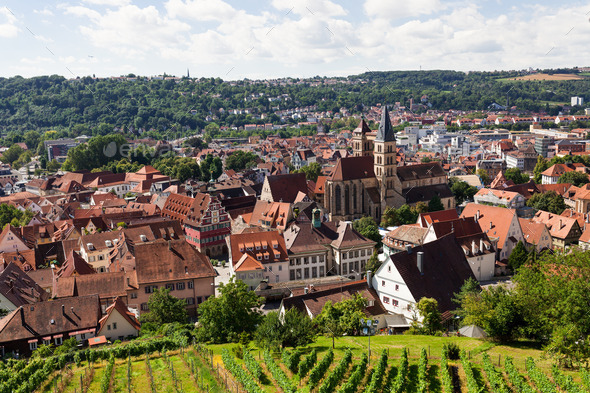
<box><xmin>27</xmin><ymin>339</ymin><xmax>38</xmax><ymax>343</ymax></box>
<box><xmin>53</xmin><ymin>334</ymin><xmax>63</xmax><ymax>339</ymax></box>
<box><xmin>42</xmin><ymin>336</ymin><xmax>51</xmax><ymax>341</ymax></box>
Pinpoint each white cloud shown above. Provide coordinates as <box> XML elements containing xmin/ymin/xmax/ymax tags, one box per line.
<box><xmin>0</xmin><ymin>7</ymin><xmax>18</xmax><ymax>38</ymax></box>
<box><xmin>34</xmin><ymin>8</ymin><xmax>54</xmax><ymax>17</ymax></box>
<box><xmin>271</xmin><ymin>0</ymin><xmax>348</xmax><ymax>17</ymax></box>
<box><xmin>82</xmin><ymin>0</ymin><xmax>131</xmax><ymax>6</ymax></box>
<box><xmin>164</xmin><ymin>0</ymin><xmax>239</xmax><ymax>21</ymax></box>
<box><xmin>364</xmin><ymin>0</ymin><xmax>442</xmax><ymax>20</ymax></box>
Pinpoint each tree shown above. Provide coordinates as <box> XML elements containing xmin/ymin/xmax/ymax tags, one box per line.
<box><xmin>380</xmin><ymin>204</ymin><xmax>421</xmax><ymax>227</ymax></box>
<box><xmin>0</xmin><ymin>204</ymin><xmax>33</xmax><ymax>228</ymax></box>
<box><xmin>0</xmin><ymin>144</ymin><xmax>24</xmax><ymax>165</ymax></box>
<box><xmin>476</xmin><ymin>168</ymin><xmax>490</xmax><ymax>185</ymax></box>
<box><xmin>255</xmin><ymin>309</ymin><xmax>316</xmax><ymax>349</ymax></box>
<box><xmin>353</xmin><ymin>217</ymin><xmax>381</xmax><ymax>247</ymax></box>
<box><xmin>507</xmin><ymin>241</ymin><xmax>528</xmax><ymax>271</ymax></box>
<box><xmin>199</xmin><ymin>154</ymin><xmax>223</xmax><ymax>181</ymax></box>
<box><xmin>558</xmin><ymin>171</ymin><xmax>590</xmax><ymax>187</ymax></box>
<box><xmin>197</xmin><ymin>278</ymin><xmax>263</xmax><ymax>343</ymax></box>
<box><xmin>526</xmin><ymin>191</ymin><xmax>566</xmax><ymax>214</ymax></box>
<box><xmin>428</xmin><ymin>195</ymin><xmax>444</xmax><ymax>212</ymax></box>
<box><xmin>533</xmin><ymin>156</ymin><xmax>549</xmax><ymax>183</ymax></box>
<box><xmin>140</xmin><ymin>288</ymin><xmax>188</xmax><ymax>326</ymax></box>
<box><xmin>46</xmin><ymin>159</ymin><xmax>61</xmax><ymax>172</ymax></box>
<box><xmin>315</xmin><ymin>294</ymin><xmax>367</xmax><ymax>348</ymax></box>
<box><xmin>415</xmin><ymin>297</ymin><xmax>442</xmax><ymax>335</ymax></box>
<box><xmin>294</xmin><ymin>162</ymin><xmax>322</xmax><ymax>182</ymax></box>
<box><xmin>505</xmin><ymin>168</ymin><xmax>529</xmax><ymax>184</ymax></box>
<box><xmin>449</xmin><ymin>177</ymin><xmax>478</xmax><ymax>205</ymax></box>
<box><xmin>366</xmin><ymin>251</ymin><xmax>382</xmax><ymax>273</ymax></box>
<box><xmin>225</xmin><ymin>150</ymin><xmax>259</xmax><ymax>172</ymax></box>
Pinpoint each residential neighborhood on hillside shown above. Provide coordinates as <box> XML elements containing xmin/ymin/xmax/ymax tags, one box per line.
<box><xmin>2</xmin><ymin>74</ymin><xmax>590</xmax><ymax>392</ymax></box>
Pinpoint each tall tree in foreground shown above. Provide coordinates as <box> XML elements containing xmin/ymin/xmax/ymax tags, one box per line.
<box><xmin>140</xmin><ymin>288</ymin><xmax>188</xmax><ymax>326</ymax></box>
<box><xmin>197</xmin><ymin>278</ymin><xmax>264</xmax><ymax>343</ymax></box>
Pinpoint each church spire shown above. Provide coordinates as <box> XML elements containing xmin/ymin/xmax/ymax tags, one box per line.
<box><xmin>375</xmin><ymin>105</ymin><xmax>395</xmax><ymax>142</ymax></box>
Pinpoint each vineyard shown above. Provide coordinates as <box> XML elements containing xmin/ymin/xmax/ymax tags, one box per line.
<box><xmin>1</xmin><ymin>335</ymin><xmax>589</xmax><ymax>392</ymax></box>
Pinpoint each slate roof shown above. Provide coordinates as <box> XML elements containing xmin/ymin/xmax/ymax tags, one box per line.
<box><xmin>404</xmin><ymin>183</ymin><xmax>454</xmax><ymax>204</ymax></box>
<box><xmin>56</xmin><ymin>251</ymin><xmax>96</xmax><ymax>278</ymax></box>
<box><xmin>387</xmin><ymin>234</ymin><xmax>477</xmax><ymax>315</ymax></box>
<box><xmin>375</xmin><ymin>106</ymin><xmax>395</xmax><ymax>142</ymax></box>
<box><xmin>397</xmin><ymin>163</ymin><xmax>447</xmax><ymax>182</ymax></box>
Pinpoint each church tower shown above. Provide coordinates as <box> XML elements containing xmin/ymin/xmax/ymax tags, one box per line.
<box><xmin>352</xmin><ymin>118</ymin><xmax>372</xmax><ymax>157</ymax></box>
<box><xmin>374</xmin><ymin>105</ymin><xmax>403</xmax><ymax>209</ymax></box>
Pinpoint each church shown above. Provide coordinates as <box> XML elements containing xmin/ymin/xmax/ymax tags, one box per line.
<box><xmin>324</xmin><ymin>106</ymin><xmax>455</xmax><ymax>222</ymax></box>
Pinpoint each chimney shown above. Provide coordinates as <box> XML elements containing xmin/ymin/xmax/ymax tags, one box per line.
<box><xmin>475</xmin><ymin>210</ymin><xmax>480</xmax><ymax>222</ymax></box>
<box><xmin>168</xmin><ymin>240</ymin><xmax>172</xmax><ymax>250</ymax></box>
<box><xmin>480</xmin><ymin>238</ymin><xmax>485</xmax><ymax>251</ymax></box>
<box><xmin>489</xmin><ymin>222</ymin><xmax>493</xmax><ymax>230</ymax></box>
<box><xmin>127</xmin><ymin>277</ymin><xmax>130</xmax><ymax>286</ymax></box>
<box><xmin>559</xmin><ymin>219</ymin><xmax>563</xmax><ymax>229</ymax></box>
<box><xmin>471</xmin><ymin>240</ymin><xmax>477</xmax><ymax>255</ymax></box>
<box><xmin>71</xmin><ymin>307</ymin><xmax>74</xmax><ymax>313</ymax></box>
<box><xmin>417</xmin><ymin>252</ymin><xmax>424</xmax><ymax>274</ymax></box>
<box><xmin>405</xmin><ymin>245</ymin><xmax>412</xmax><ymax>254</ymax></box>
<box><xmin>61</xmin><ymin>304</ymin><xmax>65</xmax><ymax>315</ymax></box>
<box><xmin>304</xmin><ymin>286</ymin><xmax>309</xmax><ymax>294</ymax></box>
<box><xmin>366</xmin><ymin>270</ymin><xmax>372</xmax><ymax>288</ymax></box>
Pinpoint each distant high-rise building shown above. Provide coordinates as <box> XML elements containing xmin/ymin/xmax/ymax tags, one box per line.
<box><xmin>571</xmin><ymin>96</ymin><xmax>584</xmax><ymax>106</ymax></box>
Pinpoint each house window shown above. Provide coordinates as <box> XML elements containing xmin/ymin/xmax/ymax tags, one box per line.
<box><xmin>388</xmin><ymin>266</ymin><xmax>391</xmax><ymax>273</ymax></box>
<box><xmin>290</xmin><ymin>270</ymin><xmax>295</xmax><ymax>280</ymax></box>
<box><xmin>319</xmin><ymin>255</ymin><xmax>324</xmax><ymax>262</ymax></box>
<box><xmin>113</xmin><ymin>323</ymin><xmax>117</xmax><ymax>329</ymax></box>
<box><xmin>383</xmin><ymin>296</ymin><xmax>390</xmax><ymax>304</ymax></box>
<box><xmin>55</xmin><ymin>337</ymin><xmax>63</xmax><ymax>345</ymax></box>
<box><xmin>304</xmin><ymin>268</ymin><xmax>310</xmax><ymax>279</ymax></box>
<box><xmin>188</xmin><ymin>281</ymin><xmax>194</xmax><ymax>289</ymax></box>
<box><xmin>278</xmin><ymin>265</ymin><xmax>282</xmax><ymax>271</ymax></box>
<box><xmin>176</xmin><ymin>282</ymin><xmax>185</xmax><ymax>290</ymax></box>
<box><xmin>197</xmin><ymin>296</ymin><xmax>203</xmax><ymax>304</ymax></box>
<box><xmin>312</xmin><ymin>256</ymin><xmax>317</xmax><ymax>263</ymax></box>
<box><xmin>319</xmin><ymin>266</ymin><xmax>324</xmax><ymax>276</ymax></box>
<box><xmin>130</xmin><ymin>293</ymin><xmax>137</xmax><ymax>299</ymax></box>
<box><xmin>312</xmin><ymin>267</ymin><xmax>317</xmax><ymax>278</ymax></box>
<box><xmin>392</xmin><ymin>300</ymin><xmax>399</xmax><ymax>307</ymax></box>
<box><xmin>303</xmin><ymin>257</ymin><xmax>309</xmax><ymax>264</ymax></box>
<box><xmin>107</xmin><ymin>325</ymin><xmax>111</xmax><ymax>331</ymax></box>
<box><xmin>186</xmin><ymin>298</ymin><xmax>195</xmax><ymax>305</ymax></box>
<box><xmin>141</xmin><ymin>303</ymin><xmax>149</xmax><ymax>311</ymax></box>
<box><xmin>30</xmin><ymin>342</ymin><xmax>37</xmax><ymax>351</ymax></box>
<box><xmin>395</xmin><ymin>284</ymin><xmax>399</xmax><ymax>291</ymax></box>
<box><xmin>81</xmin><ymin>334</ymin><xmax>86</xmax><ymax>340</ymax></box>
<box><xmin>166</xmin><ymin>283</ymin><xmax>175</xmax><ymax>291</ymax></box>
<box><xmin>382</xmin><ymin>280</ymin><xmax>385</xmax><ymax>287</ymax></box>
<box><xmin>43</xmin><ymin>339</ymin><xmax>50</xmax><ymax>346</ymax></box>
<box><xmin>361</xmin><ymin>250</ymin><xmax>366</xmax><ymax>257</ymax></box>
<box><xmin>145</xmin><ymin>285</ymin><xmax>157</xmax><ymax>294</ymax></box>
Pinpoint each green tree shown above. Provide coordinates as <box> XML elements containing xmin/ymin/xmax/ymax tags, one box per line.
<box><xmin>255</xmin><ymin>309</ymin><xmax>316</xmax><ymax>349</ymax></box>
<box><xmin>140</xmin><ymin>288</ymin><xmax>188</xmax><ymax>326</ymax></box>
<box><xmin>428</xmin><ymin>195</ymin><xmax>444</xmax><ymax>212</ymax></box>
<box><xmin>0</xmin><ymin>204</ymin><xmax>33</xmax><ymax>227</ymax></box>
<box><xmin>0</xmin><ymin>144</ymin><xmax>24</xmax><ymax>165</ymax></box>
<box><xmin>526</xmin><ymin>191</ymin><xmax>566</xmax><ymax>214</ymax></box>
<box><xmin>46</xmin><ymin>159</ymin><xmax>61</xmax><ymax>172</ymax></box>
<box><xmin>558</xmin><ymin>171</ymin><xmax>590</xmax><ymax>187</ymax></box>
<box><xmin>294</xmin><ymin>162</ymin><xmax>322</xmax><ymax>182</ymax></box>
<box><xmin>476</xmin><ymin>168</ymin><xmax>490</xmax><ymax>185</ymax></box>
<box><xmin>199</xmin><ymin>153</ymin><xmax>223</xmax><ymax>181</ymax></box>
<box><xmin>507</xmin><ymin>241</ymin><xmax>528</xmax><ymax>271</ymax></box>
<box><xmin>197</xmin><ymin>278</ymin><xmax>264</xmax><ymax>343</ymax></box>
<box><xmin>225</xmin><ymin>150</ymin><xmax>259</xmax><ymax>172</ymax></box>
<box><xmin>533</xmin><ymin>156</ymin><xmax>549</xmax><ymax>183</ymax></box>
<box><xmin>366</xmin><ymin>250</ymin><xmax>382</xmax><ymax>273</ymax></box>
<box><xmin>505</xmin><ymin>168</ymin><xmax>529</xmax><ymax>184</ymax></box>
<box><xmin>415</xmin><ymin>297</ymin><xmax>442</xmax><ymax>335</ymax></box>
<box><xmin>449</xmin><ymin>177</ymin><xmax>478</xmax><ymax>205</ymax></box>
<box><xmin>353</xmin><ymin>217</ymin><xmax>381</xmax><ymax>247</ymax></box>
<box><xmin>315</xmin><ymin>294</ymin><xmax>367</xmax><ymax>348</ymax></box>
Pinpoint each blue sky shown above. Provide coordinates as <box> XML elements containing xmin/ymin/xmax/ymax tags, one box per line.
<box><xmin>1</xmin><ymin>0</ymin><xmax>589</xmax><ymax>79</ymax></box>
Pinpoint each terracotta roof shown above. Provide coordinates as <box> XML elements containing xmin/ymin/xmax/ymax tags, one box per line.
<box><xmin>559</xmin><ymin>209</ymin><xmax>589</xmax><ymax>229</ymax></box>
<box><xmin>532</xmin><ymin>210</ymin><xmax>581</xmax><ymax>240</ymax></box>
<box><xmin>233</xmin><ymin>254</ymin><xmax>265</xmax><ymax>272</ymax></box>
<box><xmin>460</xmin><ymin>203</ymin><xmax>518</xmax><ymax>249</ymax></box>
<box><xmin>229</xmin><ymin>230</ymin><xmax>289</xmax><ymax>265</ymax></box>
<box><xmin>537</xmin><ymin>183</ymin><xmax>572</xmax><ymax>196</ymax></box>
<box><xmin>0</xmin><ymin>295</ymin><xmax>101</xmax><ymax>343</ymax></box>
<box><xmin>56</xmin><ymin>250</ymin><xmax>96</xmax><ymax>278</ymax></box>
<box><xmin>249</xmin><ymin>200</ymin><xmax>291</xmax><ymax>231</ymax></box>
<box><xmin>0</xmin><ymin>249</ymin><xmax>37</xmax><ymax>272</ymax></box>
<box><xmin>99</xmin><ymin>297</ymin><xmax>140</xmax><ymax>332</ymax></box>
<box><xmin>136</xmin><ymin>165</ymin><xmax>160</xmax><ymax>175</ymax></box>
<box><xmin>264</xmin><ymin>173</ymin><xmax>308</xmax><ymax>203</ymax></box>
<box><xmin>132</xmin><ymin>239</ymin><xmax>215</xmax><ymax>284</ymax></box>
<box><xmin>314</xmin><ymin>176</ymin><xmax>328</xmax><ymax>194</ymax></box>
<box><xmin>0</xmin><ymin>263</ymin><xmax>49</xmax><ymax>307</ymax></box>
<box><xmin>330</xmin><ymin>156</ymin><xmax>375</xmax><ymax>182</ymax></box>
<box><xmin>430</xmin><ymin>216</ymin><xmax>483</xmax><ymax>238</ymax></box>
<box><xmin>383</xmin><ymin>225</ymin><xmax>427</xmax><ymax>249</ymax></box>
<box><xmin>54</xmin><ymin>271</ymin><xmax>130</xmax><ymax>299</ymax></box>
<box><xmin>519</xmin><ymin>218</ymin><xmax>549</xmax><ymax>246</ymax></box>
<box><xmin>475</xmin><ymin>188</ymin><xmax>523</xmax><ymax>201</ymax></box>
<box><xmin>541</xmin><ymin>163</ymin><xmax>574</xmax><ymax>177</ymax></box>
<box><xmin>418</xmin><ymin>209</ymin><xmax>459</xmax><ymax>227</ymax></box>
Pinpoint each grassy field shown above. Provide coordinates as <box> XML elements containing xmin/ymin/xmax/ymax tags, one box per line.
<box><xmin>29</xmin><ymin>335</ymin><xmax>590</xmax><ymax>392</ymax></box>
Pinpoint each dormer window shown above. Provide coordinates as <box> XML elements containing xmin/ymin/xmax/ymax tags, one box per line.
<box><xmin>257</xmin><ymin>255</ymin><xmax>262</xmax><ymax>261</ymax></box>
<box><xmin>274</xmin><ymin>253</ymin><xmax>280</xmax><ymax>259</ymax></box>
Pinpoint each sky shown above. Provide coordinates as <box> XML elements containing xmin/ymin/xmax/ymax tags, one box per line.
<box><xmin>1</xmin><ymin>0</ymin><xmax>590</xmax><ymax>80</ymax></box>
